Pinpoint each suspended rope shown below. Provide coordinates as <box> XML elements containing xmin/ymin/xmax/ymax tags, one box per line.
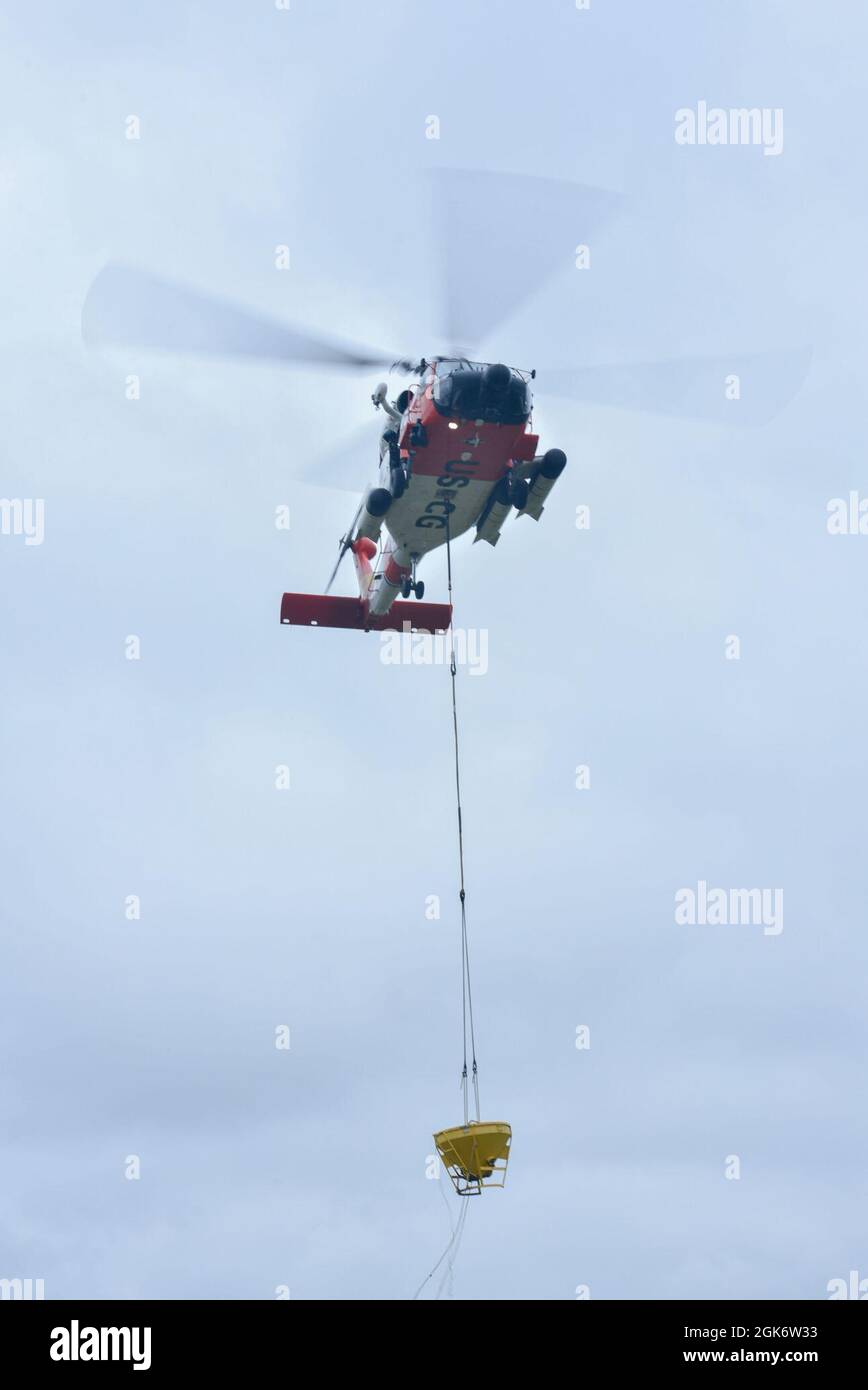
<box><xmin>410</xmin><ymin>1189</ymin><xmax>472</xmax><ymax>1301</ymax></box>
<box><xmin>435</xmin><ymin>1194</ymin><xmax>470</xmax><ymax>1300</ymax></box>
<box><xmin>434</xmin><ymin>1178</ymin><xmax>459</xmax><ymax>1301</ymax></box>
<box><xmin>410</xmin><ymin>518</ymin><xmax>512</xmax><ymax>1299</ymax></box>
<box><xmin>445</xmin><ymin>516</ymin><xmax>480</xmax><ymax>1127</ymax></box>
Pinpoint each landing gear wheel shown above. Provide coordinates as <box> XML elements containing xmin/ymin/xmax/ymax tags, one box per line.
<box><xmin>401</xmin><ymin>578</ymin><xmax>413</xmax><ymax>599</ymax></box>
<box><xmin>414</xmin><ymin>580</ymin><xmax>425</xmax><ymax>600</ymax></box>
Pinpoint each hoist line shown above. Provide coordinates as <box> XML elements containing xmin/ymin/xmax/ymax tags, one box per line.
<box><xmin>409</xmin><ymin>522</ymin><xmax>485</xmax><ymax>1303</ymax></box>
<box><xmin>410</xmin><ymin>1193</ymin><xmax>472</xmax><ymax>1301</ymax></box>
<box><xmin>445</xmin><ymin>516</ymin><xmax>480</xmax><ymax>1126</ymax></box>
<box><xmin>435</xmin><ymin>1195</ymin><xmax>470</xmax><ymax>1300</ymax></box>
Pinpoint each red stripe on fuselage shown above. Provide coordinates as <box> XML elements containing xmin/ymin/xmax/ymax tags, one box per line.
<box><xmin>400</xmin><ymin>390</ymin><xmax>533</xmax><ymax>485</ymax></box>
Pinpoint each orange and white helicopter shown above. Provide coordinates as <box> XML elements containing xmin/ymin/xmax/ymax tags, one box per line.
<box><xmin>281</xmin><ymin>354</ymin><xmax>567</xmax><ymax>634</ymax></box>
<box><xmin>82</xmin><ymin>167</ymin><xmax>808</xmax><ymax>636</ymax></box>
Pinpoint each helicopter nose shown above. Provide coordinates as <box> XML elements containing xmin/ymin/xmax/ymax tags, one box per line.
<box><xmin>482</xmin><ymin>362</ymin><xmax>511</xmax><ymax>396</ymax></box>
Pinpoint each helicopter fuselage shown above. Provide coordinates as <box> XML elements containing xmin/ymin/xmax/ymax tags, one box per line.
<box><xmin>363</xmin><ymin>359</ymin><xmax>540</xmax><ymax>616</ymax></box>
<box><xmin>388</xmin><ymin>371</ymin><xmax>538</xmax><ymax>551</ymax></box>
<box><xmin>281</xmin><ymin>358</ymin><xmax>567</xmax><ymax>632</ymax></box>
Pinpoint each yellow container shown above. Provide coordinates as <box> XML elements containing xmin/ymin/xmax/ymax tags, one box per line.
<box><xmin>433</xmin><ymin>1122</ymin><xmax>512</xmax><ymax>1195</ymax></box>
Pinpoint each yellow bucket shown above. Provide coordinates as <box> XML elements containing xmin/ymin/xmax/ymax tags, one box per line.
<box><xmin>433</xmin><ymin>1122</ymin><xmax>512</xmax><ymax>1195</ymax></box>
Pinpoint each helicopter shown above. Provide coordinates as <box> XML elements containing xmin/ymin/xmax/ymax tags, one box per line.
<box><xmin>273</xmin><ymin>353</ymin><xmax>569</xmax><ymax>634</ymax></box>
<box><xmin>81</xmin><ymin>167</ymin><xmax>809</xmax><ymax>637</ymax></box>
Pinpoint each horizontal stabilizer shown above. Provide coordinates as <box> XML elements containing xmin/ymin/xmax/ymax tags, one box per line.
<box><xmin>280</xmin><ymin>593</ymin><xmax>452</xmax><ymax>633</ymax></box>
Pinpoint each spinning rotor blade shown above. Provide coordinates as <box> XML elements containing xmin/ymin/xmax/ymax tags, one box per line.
<box><xmin>324</xmin><ymin>499</ymin><xmax>364</xmax><ymax>595</ymax></box>
<box><xmin>301</xmin><ymin>421</ymin><xmax>381</xmax><ymax>491</ymax></box>
<box><xmin>429</xmin><ymin>168</ymin><xmax>624</xmax><ymax>354</ymax></box>
<box><xmin>537</xmin><ymin>347</ymin><xmax>811</xmax><ymax>427</ymax></box>
<box><xmin>82</xmin><ymin>264</ymin><xmax>391</xmax><ymax>368</ymax></box>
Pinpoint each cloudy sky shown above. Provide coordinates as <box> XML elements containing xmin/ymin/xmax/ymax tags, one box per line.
<box><xmin>2</xmin><ymin>1</ymin><xmax>867</xmax><ymax>1300</ymax></box>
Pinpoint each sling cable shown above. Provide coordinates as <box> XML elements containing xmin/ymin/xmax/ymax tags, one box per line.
<box><xmin>431</xmin><ymin>519</ymin><xmax>512</xmax><ymax>1199</ymax></box>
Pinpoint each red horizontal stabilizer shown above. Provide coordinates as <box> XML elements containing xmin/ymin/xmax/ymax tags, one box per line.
<box><xmin>280</xmin><ymin>593</ymin><xmax>452</xmax><ymax>633</ymax></box>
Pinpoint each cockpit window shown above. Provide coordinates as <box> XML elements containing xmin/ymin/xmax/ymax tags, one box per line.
<box><xmin>432</xmin><ymin>360</ymin><xmax>531</xmax><ymax>425</ymax></box>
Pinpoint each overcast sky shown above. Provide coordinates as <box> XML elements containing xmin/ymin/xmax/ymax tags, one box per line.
<box><xmin>2</xmin><ymin>0</ymin><xmax>867</xmax><ymax>1300</ymax></box>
